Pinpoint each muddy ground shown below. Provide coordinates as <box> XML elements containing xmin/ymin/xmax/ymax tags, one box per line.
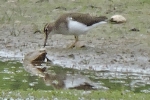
<box><xmin>0</xmin><ymin>0</ymin><xmax>150</xmax><ymax>74</ymax></box>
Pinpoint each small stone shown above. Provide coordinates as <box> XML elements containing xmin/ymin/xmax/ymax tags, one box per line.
<box><xmin>68</xmin><ymin>54</ymin><xmax>75</xmax><ymax>59</ymax></box>
<box><xmin>130</xmin><ymin>28</ymin><xmax>140</xmax><ymax>32</ymax></box>
<box><xmin>130</xmin><ymin>54</ymin><xmax>134</xmax><ymax>57</ymax></box>
<box><xmin>110</xmin><ymin>15</ymin><xmax>126</xmax><ymax>23</ymax></box>
<box><xmin>75</xmin><ymin>42</ymin><xmax>86</xmax><ymax>48</ymax></box>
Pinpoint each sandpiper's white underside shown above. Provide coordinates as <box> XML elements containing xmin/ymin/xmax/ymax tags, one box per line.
<box><xmin>64</xmin><ymin>74</ymin><xmax>97</xmax><ymax>89</ymax></box>
<box><xmin>67</xmin><ymin>17</ymin><xmax>107</xmax><ymax>35</ymax></box>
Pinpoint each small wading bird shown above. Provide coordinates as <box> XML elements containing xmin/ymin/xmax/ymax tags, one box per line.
<box><xmin>44</xmin><ymin>13</ymin><xmax>108</xmax><ymax>48</ymax></box>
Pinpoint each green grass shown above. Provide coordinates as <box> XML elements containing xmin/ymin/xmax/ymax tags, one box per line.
<box><xmin>0</xmin><ymin>0</ymin><xmax>149</xmax><ymax>41</ymax></box>
<box><xmin>0</xmin><ymin>89</ymin><xmax>150</xmax><ymax>100</ymax></box>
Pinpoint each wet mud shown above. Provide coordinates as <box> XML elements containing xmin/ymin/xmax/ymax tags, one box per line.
<box><xmin>0</xmin><ymin>24</ymin><xmax>150</xmax><ymax>74</ymax></box>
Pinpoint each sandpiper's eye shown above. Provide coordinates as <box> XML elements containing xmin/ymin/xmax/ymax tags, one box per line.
<box><xmin>46</xmin><ymin>28</ymin><xmax>48</xmax><ymax>31</ymax></box>
<box><xmin>44</xmin><ymin>28</ymin><xmax>48</xmax><ymax>33</ymax></box>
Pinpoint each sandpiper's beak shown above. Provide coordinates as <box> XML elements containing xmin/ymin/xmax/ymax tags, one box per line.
<box><xmin>43</xmin><ymin>73</ymin><xmax>51</xmax><ymax>86</ymax></box>
<box><xmin>44</xmin><ymin>31</ymin><xmax>48</xmax><ymax>47</ymax></box>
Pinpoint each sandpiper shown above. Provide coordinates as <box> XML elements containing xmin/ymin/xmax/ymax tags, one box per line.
<box><xmin>44</xmin><ymin>13</ymin><xmax>108</xmax><ymax>48</ymax></box>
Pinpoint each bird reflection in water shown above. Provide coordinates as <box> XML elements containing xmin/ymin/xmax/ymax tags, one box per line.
<box><xmin>23</xmin><ymin>48</ymin><xmax>105</xmax><ymax>90</ymax></box>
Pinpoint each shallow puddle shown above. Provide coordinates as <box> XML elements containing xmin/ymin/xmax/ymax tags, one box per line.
<box><xmin>0</xmin><ymin>59</ymin><xmax>150</xmax><ymax>93</ymax></box>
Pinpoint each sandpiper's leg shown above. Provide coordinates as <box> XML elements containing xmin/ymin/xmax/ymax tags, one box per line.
<box><xmin>68</xmin><ymin>35</ymin><xmax>79</xmax><ymax>48</ymax></box>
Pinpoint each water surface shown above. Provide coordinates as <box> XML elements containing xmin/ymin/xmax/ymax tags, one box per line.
<box><xmin>1</xmin><ymin>59</ymin><xmax>150</xmax><ymax>93</ymax></box>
